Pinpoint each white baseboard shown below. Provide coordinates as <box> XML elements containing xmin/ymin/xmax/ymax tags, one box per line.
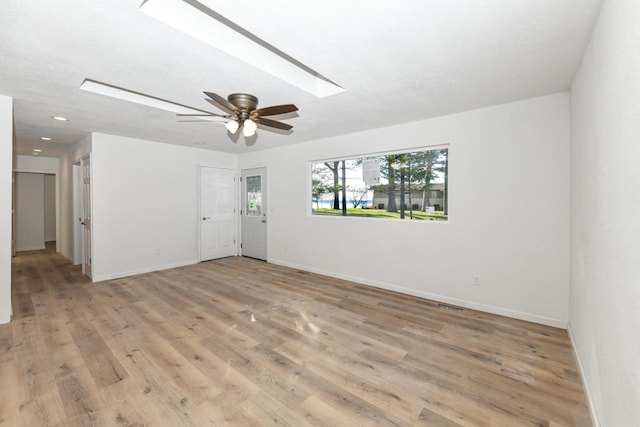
<box><xmin>92</xmin><ymin>259</ymin><xmax>198</xmax><ymax>283</ymax></box>
<box><xmin>567</xmin><ymin>324</ymin><xmax>600</xmax><ymax>427</ymax></box>
<box><xmin>269</xmin><ymin>258</ymin><xmax>567</xmax><ymax>329</ymax></box>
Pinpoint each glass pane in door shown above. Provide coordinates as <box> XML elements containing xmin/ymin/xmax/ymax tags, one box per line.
<box><xmin>246</xmin><ymin>175</ymin><xmax>262</xmax><ymax>216</ymax></box>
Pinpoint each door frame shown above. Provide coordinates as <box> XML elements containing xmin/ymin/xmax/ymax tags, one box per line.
<box><xmin>12</xmin><ymin>166</ymin><xmax>60</xmax><ymax>254</ymax></box>
<box><xmin>80</xmin><ymin>154</ymin><xmax>92</xmax><ymax>279</ymax></box>
<box><xmin>197</xmin><ymin>165</ymin><xmax>239</xmax><ymax>262</ymax></box>
<box><xmin>72</xmin><ymin>162</ymin><xmax>82</xmax><ymax>265</ymax></box>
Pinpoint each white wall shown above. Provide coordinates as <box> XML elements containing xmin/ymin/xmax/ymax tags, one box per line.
<box><xmin>0</xmin><ymin>95</ymin><xmax>12</xmax><ymax>324</ymax></box>
<box><xmin>58</xmin><ymin>137</ymin><xmax>91</xmax><ymax>261</ymax></box>
<box><xmin>569</xmin><ymin>0</ymin><xmax>640</xmax><ymax>425</ymax></box>
<box><xmin>15</xmin><ymin>173</ymin><xmax>45</xmax><ymax>251</ymax></box>
<box><xmin>44</xmin><ymin>174</ymin><xmax>56</xmax><ymax>241</ymax></box>
<box><xmin>14</xmin><ymin>155</ymin><xmax>60</xmax><ymax>172</ymax></box>
<box><xmin>240</xmin><ymin>93</ymin><xmax>571</xmax><ymax>327</ymax></box>
<box><xmin>91</xmin><ymin>133</ymin><xmax>238</xmax><ymax>281</ymax></box>
<box><xmin>14</xmin><ymin>155</ymin><xmax>60</xmax><ymax>251</ymax></box>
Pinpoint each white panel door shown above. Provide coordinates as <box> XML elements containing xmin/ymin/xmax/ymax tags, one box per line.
<box><xmin>241</xmin><ymin>167</ymin><xmax>267</xmax><ymax>261</ymax></box>
<box><xmin>81</xmin><ymin>154</ymin><xmax>92</xmax><ymax>278</ymax></box>
<box><xmin>200</xmin><ymin>167</ymin><xmax>236</xmax><ymax>261</ymax></box>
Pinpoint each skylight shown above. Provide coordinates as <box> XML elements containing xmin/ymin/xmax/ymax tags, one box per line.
<box><xmin>139</xmin><ymin>0</ymin><xmax>344</xmax><ymax>98</ymax></box>
<box><xmin>79</xmin><ymin>79</ymin><xmax>211</xmax><ymax>115</ymax></box>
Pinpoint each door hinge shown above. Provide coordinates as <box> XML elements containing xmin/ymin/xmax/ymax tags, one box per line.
<box><xmin>240</xmin><ymin>243</ymin><xmax>243</xmax><ymax>248</ymax></box>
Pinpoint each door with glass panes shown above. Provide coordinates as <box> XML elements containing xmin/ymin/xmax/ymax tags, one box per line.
<box><xmin>241</xmin><ymin>167</ymin><xmax>267</xmax><ymax>260</ymax></box>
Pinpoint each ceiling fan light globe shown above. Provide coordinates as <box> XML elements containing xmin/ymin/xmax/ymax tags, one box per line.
<box><xmin>225</xmin><ymin>120</ymin><xmax>239</xmax><ymax>133</ymax></box>
<box><xmin>243</xmin><ymin>119</ymin><xmax>257</xmax><ymax>137</ymax></box>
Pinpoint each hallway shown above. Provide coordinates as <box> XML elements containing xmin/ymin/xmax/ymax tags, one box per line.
<box><xmin>11</xmin><ymin>242</ymin><xmax>89</xmax><ymax>317</ymax></box>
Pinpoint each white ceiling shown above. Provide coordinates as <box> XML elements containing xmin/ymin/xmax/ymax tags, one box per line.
<box><xmin>0</xmin><ymin>0</ymin><xmax>602</xmax><ymax>157</ymax></box>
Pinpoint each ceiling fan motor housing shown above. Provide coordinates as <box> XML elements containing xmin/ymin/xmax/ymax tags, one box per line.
<box><xmin>228</xmin><ymin>93</ymin><xmax>258</xmax><ymax>112</ymax></box>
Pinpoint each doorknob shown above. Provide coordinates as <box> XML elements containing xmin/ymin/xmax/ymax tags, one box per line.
<box><xmin>261</xmin><ymin>220</ymin><xmax>266</xmax><ymax>223</ymax></box>
<box><xmin>202</xmin><ymin>217</ymin><xmax>210</xmax><ymax>220</ymax></box>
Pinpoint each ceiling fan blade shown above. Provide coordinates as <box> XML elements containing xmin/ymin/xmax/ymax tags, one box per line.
<box><xmin>252</xmin><ymin>104</ymin><xmax>298</xmax><ymax>117</ymax></box>
<box><xmin>176</xmin><ymin>113</ymin><xmax>228</xmax><ymax>117</ymax></box>
<box><xmin>176</xmin><ymin>113</ymin><xmax>230</xmax><ymax>119</ymax></box>
<box><xmin>178</xmin><ymin>119</ymin><xmax>221</xmax><ymax>122</ymax></box>
<box><xmin>255</xmin><ymin>117</ymin><xmax>293</xmax><ymax>131</ymax></box>
<box><xmin>204</xmin><ymin>92</ymin><xmax>238</xmax><ymax>114</ymax></box>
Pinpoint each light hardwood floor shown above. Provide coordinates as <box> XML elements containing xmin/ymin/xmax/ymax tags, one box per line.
<box><xmin>1</xmin><ymin>244</ymin><xmax>591</xmax><ymax>426</ymax></box>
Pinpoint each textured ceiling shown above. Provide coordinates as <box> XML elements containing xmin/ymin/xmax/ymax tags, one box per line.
<box><xmin>0</xmin><ymin>0</ymin><xmax>602</xmax><ymax>157</ymax></box>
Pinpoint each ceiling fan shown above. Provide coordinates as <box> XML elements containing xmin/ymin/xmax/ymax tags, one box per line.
<box><xmin>178</xmin><ymin>92</ymin><xmax>298</xmax><ymax>137</ymax></box>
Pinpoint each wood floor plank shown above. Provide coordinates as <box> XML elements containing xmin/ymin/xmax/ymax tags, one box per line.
<box><xmin>0</xmin><ymin>322</ymin><xmax>13</xmax><ymax>354</ymax></box>
<box><xmin>5</xmin><ymin>244</ymin><xmax>593</xmax><ymax>426</ymax></box>
<box><xmin>417</xmin><ymin>407</ymin><xmax>464</xmax><ymax>427</ymax></box>
<box><xmin>0</xmin><ymin>336</ymin><xmax>19</xmax><ymax>426</ymax></box>
<box><xmin>66</xmin><ymin>321</ymin><xmax>128</xmax><ymax>388</ymax></box>
<box><xmin>12</xmin><ymin>292</ymin><xmax>35</xmax><ymax>319</ymax></box>
<box><xmin>93</xmin><ymin>312</ymin><xmax>214</xmax><ymax>425</ymax></box>
<box><xmin>54</xmin><ymin>371</ymin><xmax>105</xmax><ymax>426</ymax></box>
<box><xmin>138</xmin><ymin>332</ymin><xmax>225</xmax><ymax>405</ymax></box>
<box><xmin>297</xmin><ymin>394</ymin><xmax>370</xmax><ymax>427</ymax></box>
<box><xmin>11</xmin><ymin>315</ymin><xmax>67</xmax><ymax>427</ymax></box>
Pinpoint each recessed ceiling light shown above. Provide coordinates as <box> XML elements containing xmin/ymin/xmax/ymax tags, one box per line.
<box><xmin>139</xmin><ymin>0</ymin><xmax>344</xmax><ymax>98</ymax></box>
<box><xmin>80</xmin><ymin>79</ymin><xmax>212</xmax><ymax>115</ymax></box>
<box><xmin>51</xmin><ymin>116</ymin><xmax>69</xmax><ymax>121</ymax></box>
<box><xmin>40</xmin><ymin>137</ymin><xmax>52</xmax><ymax>141</ymax></box>
<box><xmin>33</xmin><ymin>149</ymin><xmax>42</xmax><ymax>152</ymax></box>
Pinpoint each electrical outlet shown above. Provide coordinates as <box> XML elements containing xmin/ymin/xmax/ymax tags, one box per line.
<box><xmin>473</xmin><ymin>275</ymin><xmax>480</xmax><ymax>286</ymax></box>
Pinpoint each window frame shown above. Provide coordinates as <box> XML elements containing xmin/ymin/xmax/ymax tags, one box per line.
<box><xmin>308</xmin><ymin>144</ymin><xmax>449</xmax><ymax>222</ymax></box>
